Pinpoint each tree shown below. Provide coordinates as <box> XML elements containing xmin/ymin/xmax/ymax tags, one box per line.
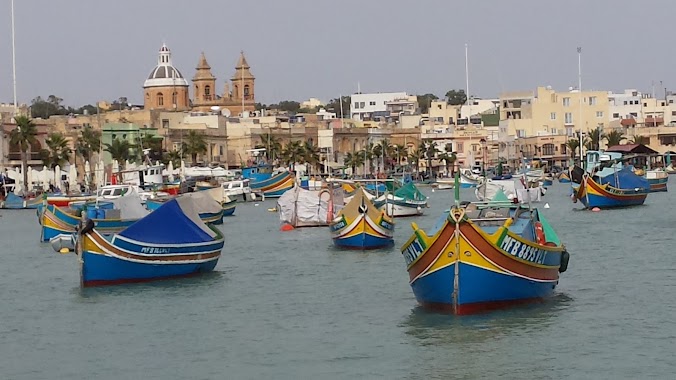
<box><xmin>394</xmin><ymin>144</ymin><xmax>407</xmax><ymax>168</ymax></box>
<box><xmin>10</xmin><ymin>116</ymin><xmax>38</xmax><ymax>192</ymax></box>
<box><xmin>104</xmin><ymin>139</ymin><xmax>132</xmax><ymax>166</ymax></box>
<box><xmin>256</xmin><ymin>133</ymin><xmax>282</xmax><ymax>162</ymax></box>
<box><xmin>282</xmin><ymin>140</ymin><xmax>304</xmax><ymax>170</ymax></box>
<box><xmin>423</xmin><ymin>140</ymin><xmax>439</xmax><ymax>178</ymax></box>
<box><xmin>325</xmin><ymin>96</ymin><xmax>351</xmax><ymax>117</ymax></box>
<box><xmin>372</xmin><ymin>144</ymin><xmax>383</xmax><ymax>173</ymax></box>
<box><xmin>566</xmin><ymin>139</ymin><xmax>580</xmax><ymax>159</ymax></box>
<box><xmin>343</xmin><ymin>151</ymin><xmax>364</xmax><ymax>175</ymax></box>
<box><xmin>409</xmin><ymin>148</ymin><xmax>424</xmax><ymax>178</ymax></box>
<box><xmin>40</xmin><ymin>132</ymin><xmax>72</xmax><ymax>169</ymax></box>
<box><xmin>586</xmin><ymin>127</ymin><xmax>603</xmax><ymax>151</ymax></box>
<box><xmin>302</xmin><ymin>140</ymin><xmax>320</xmax><ymax>175</ymax></box>
<box><xmin>30</xmin><ymin>95</ymin><xmax>68</xmax><ymax>119</ymax></box>
<box><xmin>604</xmin><ymin>130</ymin><xmax>626</xmax><ymax>148</ymax></box>
<box><xmin>182</xmin><ymin>130</ymin><xmax>208</xmax><ymax>164</ymax></box>
<box><xmin>163</xmin><ymin>149</ymin><xmax>184</xmax><ymax>167</ymax></box>
<box><xmin>269</xmin><ymin>100</ymin><xmax>301</xmax><ymax>113</ymax></box>
<box><xmin>378</xmin><ymin>138</ymin><xmax>393</xmax><ymax>172</ymax></box>
<box><xmin>438</xmin><ymin>151</ymin><xmax>457</xmax><ymax>176</ymax></box>
<box><xmin>75</xmin><ymin>126</ymin><xmax>101</xmax><ymax>168</ymax></box>
<box><xmin>630</xmin><ymin>135</ymin><xmax>649</xmax><ymax>145</ymax></box>
<box><xmin>137</xmin><ymin>133</ymin><xmax>163</xmax><ymax>162</ymax></box>
<box><xmin>445</xmin><ymin>89</ymin><xmax>467</xmax><ymax>105</ymax></box>
<box><xmin>254</xmin><ymin>103</ymin><xmax>267</xmax><ymax>111</ymax></box>
<box><xmin>417</xmin><ymin>93</ymin><xmax>439</xmax><ymax>113</ymax></box>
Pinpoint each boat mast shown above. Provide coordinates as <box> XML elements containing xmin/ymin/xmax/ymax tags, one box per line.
<box><xmin>11</xmin><ymin>0</ymin><xmax>17</xmax><ymax>112</ymax></box>
<box><xmin>578</xmin><ymin>47</ymin><xmax>584</xmax><ymax>168</ymax></box>
<box><xmin>465</xmin><ymin>43</ymin><xmax>472</xmax><ymax>167</ymax></box>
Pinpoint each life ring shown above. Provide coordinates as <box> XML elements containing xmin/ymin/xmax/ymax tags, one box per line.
<box><xmin>534</xmin><ymin>221</ymin><xmax>546</xmax><ymax>245</ymax></box>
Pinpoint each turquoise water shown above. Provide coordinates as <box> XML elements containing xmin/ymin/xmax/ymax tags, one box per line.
<box><xmin>1</xmin><ymin>183</ymin><xmax>675</xmax><ymax>379</ymax></box>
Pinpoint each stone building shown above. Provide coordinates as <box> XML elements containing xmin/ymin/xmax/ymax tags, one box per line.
<box><xmin>143</xmin><ymin>44</ymin><xmax>191</xmax><ymax>111</ymax></box>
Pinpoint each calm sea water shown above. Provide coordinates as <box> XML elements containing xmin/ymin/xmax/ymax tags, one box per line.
<box><xmin>2</xmin><ymin>183</ymin><xmax>675</xmax><ymax>379</ymax></box>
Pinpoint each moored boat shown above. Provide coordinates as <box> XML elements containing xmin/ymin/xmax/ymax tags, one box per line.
<box><xmin>242</xmin><ymin>164</ymin><xmax>294</xmax><ymax>198</ymax></box>
<box><xmin>0</xmin><ymin>193</ymin><xmax>42</xmax><ymax>209</ymax></box>
<box><xmin>76</xmin><ymin>197</ymin><xmax>224</xmax><ymax>287</ymax></box>
<box><xmin>329</xmin><ymin>188</ymin><xmax>394</xmax><ymax>249</ymax></box>
<box><xmin>558</xmin><ymin>171</ymin><xmax>571</xmax><ymax>183</ymax></box>
<box><xmin>401</xmin><ymin>186</ymin><xmax>569</xmax><ymax>314</ymax></box>
<box><xmin>373</xmin><ymin>182</ymin><xmax>427</xmax><ymax>217</ymax></box>
<box><xmin>277</xmin><ymin>185</ymin><xmax>342</xmax><ymax>229</ymax></box>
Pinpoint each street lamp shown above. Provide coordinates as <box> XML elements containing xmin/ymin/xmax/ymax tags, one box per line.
<box><xmin>480</xmin><ymin>138</ymin><xmax>487</xmax><ymax>177</ymax></box>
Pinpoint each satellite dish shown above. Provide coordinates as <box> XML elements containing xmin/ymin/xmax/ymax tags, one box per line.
<box><xmin>210</xmin><ymin>106</ymin><xmax>221</xmax><ymax>111</ymax></box>
<box><xmin>222</xmin><ymin>109</ymin><xmax>232</xmax><ymax>117</ymax></box>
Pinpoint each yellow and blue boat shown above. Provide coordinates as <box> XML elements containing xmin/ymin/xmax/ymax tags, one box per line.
<box><xmin>0</xmin><ymin>193</ymin><xmax>42</xmax><ymax>209</ymax></box>
<box><xmin>401</xmin><ymin>187</ymin><xmax>569</xmax><ymax>314</ymax></box>
<box><xmin>558</xmin><ymin>171</ymin><xmax>571</xmax><ymax>183</ymax></box>
<box><xmin>330</xmin><ymin>188</ymin><xmax>394</xmax><ymax>249</ymax></box>
<box><xmin>77</xmin><ymin>197</ymin><xmax>224</xmax><ymax>287</ymax></box>
<box><xmin>242</xmin><ymin>163</ymin><xmax>294</xmax><ymax>198</ymax></box>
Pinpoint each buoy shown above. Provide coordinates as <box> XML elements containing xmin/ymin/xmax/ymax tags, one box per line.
<box><xmin>59</xmin><ymin>248</ymin><xmax>70</xmax><ymax>254</ymax></box>
<box><xmin>432</xmin><ymin>189</ymin><xmax>435</xmax><ymax>193</ymax></box>
<box><xmin>280</xmin><ymin>223</ymin><xmax>294</xmax><ymax>231</ymax></box>
<box><xmin>254</xmin><ymin>203</ymin><xmax>259</xmax><ymax>207</ymax></box>
<box><xmin>592</xmin><ymin>207</ymin><xmax>601</xmax><ymax>212</ymax></box>
<box><xmin>544</xmin><ymin>203</ymin><xmax>550</xmax><ymax>209</ymax></box>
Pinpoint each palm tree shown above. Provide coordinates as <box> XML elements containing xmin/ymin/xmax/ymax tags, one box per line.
<box><xmin>182</xmin><ymin>130</ymin><xmax>207</xmax><ymax>164</ymax></box>
<box><xmin>343</xmin><ymin>151</ymin><xmax>365</xmax><ymax>176</ymax></box>
<box><xmin>604</xmin><ymin>130</ymin><xmax>625</xmax><ymax>148</ymax></box>
<box><xmin>372</xmin><ymin>144</ymin><xmax>383</xmax><ymax>174</ymax></box>
<box><xmin>137</xmin><ymin>133</ymin><xmax>163</xmax><ymax>162</ymax></box>
<box><xmin>10</xmin><ymin>116</ymin><xmax>38</xmax><ymax>191</ymax></box>
<box><xmin>378</xmin><ymin>138</ymin><xmax>392</xmax><ymax>172</ymax></box>
<box><xmin>302</xmin><ymin>140</ymin><xmax>320</xmax><ymax>175</ymax></box>
<box><xmin>423</xmin><ymin>140</ymin><xmax>439</xmax><ymax>179</ymax></box>
<box><xmin>363</xmin><ymin>142</ymin><xmax>376</xmax><ymax>175</ymax></box>
<box><xmin>282</xmin><ymin>140</ymin><xmax>304</xmax><ymax>170</ymax></box>
<box><xmin>104</xmin><ymin>138</ymin><xmax>132</xmax><ymax>167</ymax></box>
<box><xmin>409</xmin><ymin>148</ymin><xmax>424</xmax><ymax>178</ymax></box>
<box><xmin>586</xmin><ymin>127</ymin><xmax>602</xmax><ymax>151</ymax></box>
<box><xmin>394</xmin><ymin>144</ymin><xmax>407</xmax><ymax>168</ymax></box>
<box><xmin>257</xmin><ymin>133</ymin><xmax>282</xmax><ymax>162</ymax></box>
<box><xmin>40</xmin><ymin>132</ymin><xmax>72</xmax><ymax>169</ymax></box>
<box><xmin>438</xmin><ymin>151</ymin><xmax>457</xmax><ymax>177</ymax></box>
<box><xmin>75</xmin><ymin>126</ymin><xmax>101</xmax><ymax>173</ymax></box>
<box><xmin>566</xmin><ymin>139</ymin><xmax>580</xmax><ymax>159</ymax></box>
<box><xmin>630</xmin><ymin>135</ymin><xmax>649</xmax><ymax>145</ymax></box>
<box><xmin>163</xmin><ymin>149</ymin><xmax>184</xmax><ymax>167</ymax></box>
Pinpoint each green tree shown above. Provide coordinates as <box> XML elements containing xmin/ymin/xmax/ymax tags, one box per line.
<box><xmin>325</xmin><ymin>96</ymin><xmax>351</xmax><ymax>117</ymax></box>
<box><xmin>269</xmin><ymin>101</ymin><xmax>301</xmax><ymax>113</ymax></box>
<box><xmin>256</xmin><ymin>133</ymin><xmax>282</xmax><ymax>162</ymax></box>
<box><xmin>566</xmin><ymin>139</ymin><xmax>580</xmax><ymax>159</ymax></box>
<box><xmin>604</xmin><ymin>130</ymin><xmax>626</xmax><ymax>147</ymax></box>
<box><xmin>409</xmin><ymin>148</ymin><xmax>424</xmax><ymax>177</ymax></box>
<box><xmin>10</xmin><ymin>116</ymin><xmax>38</xmax><ymax>191</ymax></box>
<box><xmin>630</xmin><ymin>135</ymin><xmax>649</xmax><ymax>145</ymax></box>
<box><xmin>394</xmin><ymin>144</ymin><xmax>407</xmax><ymax>168</ymax></box>
<box><xmin>137</xmin><ymin>133</ymin><xmax>163</xmax><ymax>162</ymax></box>
<box><xmin>254</xmin><ymin>103</ymin><xmax>267</xmax><ymax>111</ymax></box>
<box><xmin>104</xmin><ymin>138</ymin><xmax>132</xmax><ymax>167</ymax></box>
<box><xmin>302</xmin><ymin>141</ymin><xmax>320</xmax><ymax>175</ymax></box>
<box><xmin>30</xmin><ymin>95</ymin><xmax>67</xmax><ymax>119</ymax></box>
<box><xmin>378</xmin><ymin>138</ymin><xmax>393</xmax><ymax>172</ymax></box>
<box><xmin>40</xmin><ymin>132</ymin><xmax>72</xmax><ymax>169</ymax></box>
<box><xmin>163</xmin><ymin>149</ymin><xmax>184</xmax><ymax>167</ymax></box>
<box><xmin>417</xmin><ymin>93</ymin><xmax>439</xmax><ymax>113</ymax></box>
<box><xmin>585</xmin><ymin>127</ymin><xmax>603</xmax><ymax>151</ymax></box>
<box><xmin>423</xmin><ymin>140</ymin><xmax>439</xmax><ymax>178</ymax></box>
<box><xmin>445</xmin><ymin>89</ymin><xmax>467</xmax><ymax>105</ymax></box>
<box><xmin>343</xmin><ymin>151</ymin><xmax>364</xmax><ymax>175</ymax></box>
<box><xmin>282</xmin><ymin>140</ymin><xmax>304</xmax><ymax>170</ymax></box>
<box><xmin>75</xmin><ymin>126</ymin><xmax>101</xmax><ymax>168</ymax></box>
<box><xmin>182</xmin><ymin>130</ymin><xmax>208</xmax><ymax>164</ymax></box>
<box><xmin>372</xmin><ymin>144</ymin><xmax>383</xmax><ymax>173</ymax></box>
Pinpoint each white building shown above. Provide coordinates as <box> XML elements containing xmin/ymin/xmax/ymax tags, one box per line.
<box><xmin>301</xmin><ymin>97</ymin><xmax>324</xmax><ymax>109</ymax></box>
<box><xmin>459</xmin><ymin>98</ymin><xmax>500</xmax><ymax>120</ymax></box>
<box><xmin>608</xmin><ymin>89</ymin><xmax>643</xmax><ymax>121</ymax></box>
<box><xmin>316</xmin><ymin>108</ymin><xmax>336</xmax><ymax>120</ymax></box>
<box><xmin>350</xmin><ymin>92</ymin><xmax>407</xmax><ymax>121</ymax></box>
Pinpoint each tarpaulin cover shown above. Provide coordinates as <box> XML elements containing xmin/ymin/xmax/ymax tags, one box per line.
<box><xmin>598</xmin><ymin>167</ymin><xmax>650</xmax><ymax>190</ymax></box>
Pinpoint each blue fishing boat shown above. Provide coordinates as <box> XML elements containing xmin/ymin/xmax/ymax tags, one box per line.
<box><xmin>77</xmin><ymin>197</ymin><xmax>224</xmax><ymax>287</ymax></box>
<box><xmin>0</xmin><ymin>193</ymin><xmax>42</xmax><ymax>209</ymax></box>
<box><xmin>401</xmin><ymin>180</ymin><xmax>569</xmax><ymax>314</ymax></box>
<box><xmin>222</xmin><ymin>197</ymin><xmax>237</xmax><ymax>216</ymax></box>
<box><xmin>242</xmin><ymin>162</ymin><xmax>294</xmax><ymax>198</ymax></box>
<box><xmin>330</xmin><ymin>188</ymin><xmax>394</xmax><ymax>249</ymax></box>
<box><xmin>571</xmin><ymin>151</ymin><xmax>650</xmax><ymax>209</ymax></box>
<box><xmin>459</xmin><ymin>169</ymin><xmax>479</xmax><ymax>188</ymax></box>
<box><xmin>373</xmin><ymin>182</ymin><xmax>428</xmax><ymax>217</ymax></box>
<box><xmin>558</xmin><ymin>171</ymin><xmax>571</xmax><ymax>183</ymax></box>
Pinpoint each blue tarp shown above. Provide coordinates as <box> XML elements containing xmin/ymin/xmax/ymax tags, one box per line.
<box><xmin>118</xmin><ymin>199</ymin><xmax>214</xmax><ymax>244</ymax></box>
<box><xmin>598</xmin><ymin>167</ymin><xmax>650</xmax><ymax>190</ymax></box>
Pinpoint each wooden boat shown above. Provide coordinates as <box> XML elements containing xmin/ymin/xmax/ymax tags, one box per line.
<box><xmin>40</xmin><ymin>194</ymin><xmax>149</xmax><ymax>243</ymax></box>
<box><xmin>373</xmin><ymin>182</ymin><xmax>427</xmax><ymax>217</ymax></box>
<box><xmin>432</xmin><ymin>179</ymin><xmax>454</xmax><ymax>190</ymax></box>
<box><xmin>643</xmin><ymin>169</ymin><xmax>668</xmax><ymax>192</ymax></box>
<box><xmin>401</xmin><ymin>189</ymin><xmax>569</xmax><ymax>314</ymax></box>
<box><xmin>0</xmin><ymin>193</ymin><xmax>42</xmax><ymax>209</ymax></box>
<box><xmin>76</xmin><ymin>197</ymin><xmax>224</xmax><ymax>287</ymax></box>
<box><xmin>277</xmin><ymin>185</ymin><xmax>342</xmax><ymax>230</ymax></box>
<box><xmin>329</xmin><ymin>188</ymin><xmax>394</xmax><ymax>249</ymax></box>
<box><xmin>45</xmin><ymin>194</ymin><xmax>96</xmax><ymax>207</ymax></box>
<box><xmin>242</xmin><ymin>163</ymin><xmax>294</xmax><ymax>198</ymax></box>
<box><xmin>459</xmin><ymin>169</ymin><xmax>479</xmax><ymax>188</ymax></box>
<box><xmin>222</xmin><ymin>197</ymin><xmax>237</xmax><ymax>216</ymax></box>
<box><xmin>558</xmin><ymin>171</ymin><xmax>571</xmax><ymax>183</ymax></box>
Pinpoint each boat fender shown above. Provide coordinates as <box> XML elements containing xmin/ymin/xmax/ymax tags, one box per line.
<box><xmin>80</xmin><ymin>218</ymin><xmax>95</xmax><ymax>235</ymax></box>
<box><xmin>559</xmin><ymin>249</ymin><xmax>570</xmax><ymax>273</ymax></box>
<box><xmin>534</xmin><ymin>222</ymin><xmax>546</xmax><ymax>245</ymax></box>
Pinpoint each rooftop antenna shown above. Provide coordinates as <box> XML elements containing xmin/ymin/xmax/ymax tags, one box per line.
<box><xmin>357</xmin><ymin>81</ymin><xmax>361</xmax><ymax>94</ymax></box>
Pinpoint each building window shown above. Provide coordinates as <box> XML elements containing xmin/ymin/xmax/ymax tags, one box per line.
<box><xmin>369</xmin><ymin>101</ymin><xmax>376</xmax><ymax>106</ymax></box>
<box><xmin>550</xmin><ymin>112</ymin><xmax>556</xmax><ymax>120</ymax></box>
<box><xmin>563</xmin><ymin>97</ymin><xmax>570</xmax><ymax>107</ymax></box>
<box><xmin>542</xmin><ymin>143</ymin><xmax>555</xmax><ymax>156</ymax></box>
<box><xmin>157</xmin><ymin>92</ymin><xmax>164</xmax><ymax>106</ymax></box>
<box><xmin>596</xmin><ymin>111</ymin><xmax>603</xmax><ymax>118</ymax></box>
<box><xmin>172</xmin><ymin>92</ymin><xmax>177</xmax><ymax>106</ymax></box>
<box><xmin>613</xmin><ymin>113</ymin><xmax>620</xmax><ymax>118</ymax></box>
<box><xmin>516</xmin><ymin>130</ymin><xmax>526</xmax><ymax>138</ymax></box>
<box><xmin>630</xmin><ymin>112</ymin><xmax>638</xmax><ymax>117</ymax></box>
<box><xmin>565</xmin><ymin>112</ymin><xmax>573</xmax><ymax>124</ymax></box>
<box><xmin>162</xmin><ymin>119</ymin><xmax>169</xmax><ymax>129</ymax></box>
<box><xmin>354</xmin><ymin>102</ymin><xmax>359</xmax><ymax>109</ymax></box>
<box><xmin>644</xmin><ymin>103</ymin><xmax>648</xmax><ymax>107</ymax></box>
<box><xmin>219</xmin><ymin>145</ymin><xmax>224</xmax><ymax>155</ymax></box>
<box><xmin>359</xmin><ymin>102</ymin><xmax>365</xmax><ymax>108</ymax></box>
<box><xmin>244</xmin><ymin>85</ymin><xmax>250</xmax><ymax>99</ymax></box>
<box><xmin>589</xmin><ymin>96</ymin><xmax>597</xmax><ymax>105</ymax></box>
<box><xmin>456</xmin><ymin>142</ymin><xmax>463</xmax><ymax>153</ymax></box>
<box><xmin>205</xmin><ymin>85</ymin><xmax>211</xmax><ymax>100</ymax></box>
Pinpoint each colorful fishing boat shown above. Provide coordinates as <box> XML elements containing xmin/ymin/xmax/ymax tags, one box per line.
<box><xmin>76</xmin><ymin>197</ymin><xmax>224</xmax><ymax>287</ymax></box>
<box><xmin>401</xmin><ymin>186</ymin><xmax>569</xmax><ymax>314</ymax></box>
<box><xmin>242</xmin><ymin>164</ymin><xmax>294</xmax><ymax>198</ymax></box>
<box><xmin>145</xmin><ymin>191</ymin><xmax>225</xmax><ymax>225</ymax></box>
<box><xmin>329</xmin><ymin>188</ymin><xmax>394</xmax><ymax>249</ymax></box>
<box><xmin>459</xmin><ymin>169</ymin><xmax>479</xmax><ymax>188</ymax></box>
<box><xmin>40</xmin><ymin>194</ymin><xmax>149</xmax><ymax>242</ymax></box>
<box><xmin>222</xmin><ymin>197</ymin><xmax>237</xmax><ymax>216</ymax></box>
<box><xmin>558</xmin><ymin>171</ymin><xmax>571</xmax><ymax>183</ymax></box>
<box><xmin>642</xmin><ymin>169</ymin><xmax>668</xmax><ymax>192</ymax></box>
<box><xmin>0</xmin><ymin>193</ymin><xmax>42</xmax><ymax>209</ymax></box>
<box><xmin>570</xmin><ymin>151</ymin><xmax>650</xmax><ymax>209</ymax></box>
<box><xmin>373</xmin><ymin>182</ymin><xmax>428</xmax><ymax>217</ymax></box>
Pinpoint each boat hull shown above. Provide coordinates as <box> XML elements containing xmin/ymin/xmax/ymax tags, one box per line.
<box><xmin>330</xmin><ymin>214</ymin><xmax>394</xmax><ymax>250</ymax></box>
<box><xmin>381</xmin><ymin>201</ymin><xmax>425</xmax><ymax>217</ymax></box>
<box><xmin>47</xmin><ymin>195</ymin><xmax>96</xmax><ymax>207</ymax></box>
<box><xmin>250</xmin><ymin>171</ymin><xmax>294</xmax><ymax>198</ymax></box>
<box><xmin>573</xmin><ymin>177</ymin><xmax>648</xmax><ymax>208</ymax></box>
<box><xmin>40</xmin><ymin>205</ymin><xmax>138</xmax><ymax>242</ymax></box>
<box><xmin>646</xmin><ymin>177</ymin><xmax>668</xmax><ymax>192</ymax></box>
<box><xmin>222</xmin><ymin>200</ymin><xmax>236</xmax><ymax>216</ymax></box>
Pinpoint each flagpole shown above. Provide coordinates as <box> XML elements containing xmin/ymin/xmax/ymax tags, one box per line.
<box><xmin>11</xmin><ymin>0</ymin><xmax>18</xmax><ymax>111</ymax></box>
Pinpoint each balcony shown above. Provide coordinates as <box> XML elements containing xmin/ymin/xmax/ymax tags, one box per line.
<box><xmin>7</xmin><ymin>152</ymin><xmax>42</xmax><ymax>161</ymax></box>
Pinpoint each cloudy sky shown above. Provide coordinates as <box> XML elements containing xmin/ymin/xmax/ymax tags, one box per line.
<box><xmin>1</xmin><ymin>0</ymin><xmax>674</xmax><ymax>108</ymax></box>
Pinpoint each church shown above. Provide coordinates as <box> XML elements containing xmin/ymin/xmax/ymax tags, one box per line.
<box><xmin>143</xmin><ymin>44</ymin><xmax>256</xmax><ymax>116</ymax></box>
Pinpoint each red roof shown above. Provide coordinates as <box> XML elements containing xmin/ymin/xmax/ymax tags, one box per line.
<box><xmin>606</xmin><ymin>144</ymin><xmax>657</xmax><ymax>154</ymax></box>
<box><xmin>620</xmin><ymin>118</ymin><xmax>636</xmax><ymax>126</ymax></box>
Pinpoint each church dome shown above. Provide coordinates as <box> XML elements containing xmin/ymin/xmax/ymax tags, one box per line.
<box><xmin>143</xmin><ymin>44</ymin><xmax>189</xmax><ymax>88</ymax></box>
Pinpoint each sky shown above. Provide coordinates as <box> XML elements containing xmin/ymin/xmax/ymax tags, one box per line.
<box><xmin>1</xmin><ymin>0</ymin><xmax>675</xmax><ymax>108</ymax></box>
